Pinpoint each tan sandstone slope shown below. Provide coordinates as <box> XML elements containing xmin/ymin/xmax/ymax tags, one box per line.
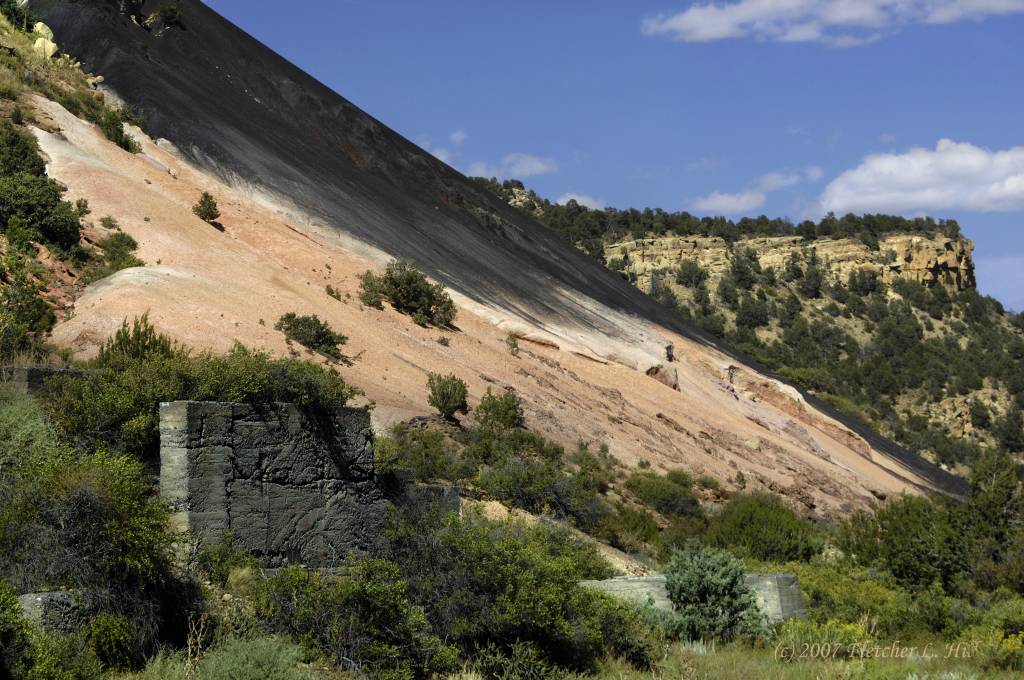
<box><xmin>30</xmin><ymin>96</ymin><xmax>943</xmax><ymax>515</ymax></box>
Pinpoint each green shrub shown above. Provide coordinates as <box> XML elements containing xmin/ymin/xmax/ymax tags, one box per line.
<box><xmin>505</xmin><ymin>332</ymin><xmax>520</xmax><ymax>357</ymax></box>
<box><xmin>0</xmin><ymin>173</ymin><xmax>81</xmax><ymax>250</ymax></box>
<box><xmin>873</xmin><ymin>494</ymin><xmax>970</xmax><ymax>589</ymax></box>
<box><xmin>45</xmin><ymin>322</ymin><xmax>358</xmax><ymax>463</ymax></box>
<box><xmin>475</xmin><ymin>388</ymin><xmax>525</xmax><ymax>430</ymax></box>
<box><xmin>474</xmin><ymin>641</ymin><xmax>551</xmax><ymax>680</ymax></box>
<box><xmin>662</xmin><ymin>542</ymin><xmax>765</xmax><ymax>642</ymax></box>
<box><xmin>197</xmin><ymin>530</ymin><xmax>259</xmax><ymax>587</ymax></box>
<box><xmin>359</xmin><ymin>260</ymin><xmax>456</xmax><ymax>326</ymax></box>
<box><xmin>274</xmin><ymin>313</ymin><xmax>348</xmax><ymax>362</ymax></box>
<box><xmin>22</xmin><ymin>630</ymin><xmax>104</xmax><ymax>680</ymax></box>
<box><xmin>0</xmin><ymin>120</ymin><xmax>45</xmax><ymax>177</ymax></box>
<box><xmin>374</xmin><ymin>426</ymin><xmax>468</xmax><ymax>481</ymax></box>
<box><xmin>427</xmin><ymin>372</ymin><xmax>468</xmax><ymax>420</ymax></box>
<box><xmin>383</xmin><ymin>510</ymin><xmax>651</xmax><ymax>672</ymax></box>
<box><xmin>781</xmin><ymin>561</ymin><xmax>909</xmax><ymax>636</ymax></box>
<box><xmin>86</xmin><ymin>612</ymin><xmax>136</xmax><ymax>670</ymax></box>
<box><xmin>97</xmin><ymin>314</ymin><xmax>175</xmax><ymax>366</ymax></box>
<box><xmin>0</xmin><ymin>383</ymin><xmax>61</xmax><ymax>470</ymax></box>
<box><xmin>704</xmin><ymin>493</ymin><xmax>820</xmax><ymax>562</ymax></box>
<box><xmin>99</xmin><ymin>109</ymin><xmax>140</xmax><ymax>153</ymax></box>
<box><xmin>1</xmin><ymin>580</ymin><xmax>31</xmax><ymax>678</ymax></box>
<box><xmin>676</xmin><ymin>259</ymin><xmax>708</xmax><ymax>287</ymax></box>
<box><xmin>625</xmin><ymin>472</ymin><xmax>701</xmax><ymax>518</ymax></box>
<box><xmin>0</xmin><ymin>0</ymin><xmax>33</xmax><ymax>29</ymax></box>
<box><xmin>192</xmin><ymin>192</ymin><xmax>220</xmax><ymax>223</ymax></box>
<box><xmin>81</xmin><ymin>231</ymin><xmax>145</xmax><ymax>284</ymax></box>
<box><xmin>256</xmin><ymin>560</ymin><xmax>458</xmax><ymax>680</ymax></box>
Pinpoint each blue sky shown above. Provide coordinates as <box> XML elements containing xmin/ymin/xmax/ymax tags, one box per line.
<box><xmin>204</xmin><ymin>1</ymin><xmax>1024</xmax><ymax>310</ymax></box>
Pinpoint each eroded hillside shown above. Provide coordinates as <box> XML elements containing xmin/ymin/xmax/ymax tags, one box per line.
<box><xmin>10</xmin><ymin>0</ymin><xmax>963</xmax><ymax>513</ymax></box>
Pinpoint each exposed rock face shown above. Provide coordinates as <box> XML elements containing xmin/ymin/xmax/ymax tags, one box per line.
<box><xmin>18</xmin><ymin>591</ymin><xmax>86</xmax><ymax>634</ymax></box>
<box><xmin>605</xmin><ymin>233</ymin><xmax>976</xmax><ymax>298</ymax></box>
<box><xmin>159</xmin><ymin>401</ymin><xmax>393</xmax><ymax>567</ymax></box>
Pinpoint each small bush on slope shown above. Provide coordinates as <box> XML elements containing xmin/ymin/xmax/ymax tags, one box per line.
<box><xmin>360</xmin><ymin>259</ymin><xmax>456</xmax><ymax>326</ymax></box>
<box><xmin>274</xmin><ymin>312</ymin><xmax>348</xmax><ymax>362</ymax></box>
<box><xmin>426</xmin><ymin>372</ymin><xmax>468</xmax><ymax>420</ymax></box>
<box><xmin>81</xmin><ymin>231</ymin><xmax>145</xmax><ymax>284</ymax></box>
<box><xmin>192</xmin><ymin>191</ymin><xmax>221</xmax><ymax>223</ymax></box>
<box><xmin>0</xmin><ymin>172</ymin><xmax>82</xmax><ymax>250</ymax></box>
<box><xmin>137</xmin><ymin>637</ymin><xmax>314</xmax><ymax>680</ymax></box>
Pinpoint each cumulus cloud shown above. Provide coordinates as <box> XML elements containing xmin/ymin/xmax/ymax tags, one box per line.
<box><xmin>430</xmin><ymin>147</ymin><xmax>454</xmax><ymax>165</ymax></box>
<box><xmin>450</xmin><ymin>130</ymin><xmax>468</xmax><ymax>146</ymax></box>
<box><xmin>692</xmin><ymin>167</ymin><xmax>819</xmax><ymax>214</ymax></box>
<box><xmin>819</xmin><ymin>139</ymin><xmax>1024</xmax><ymax>214</ymax></box>
<box><xmin>642</xmin><ymin>1</ymin><xmax>1024</xmax><ymax>46</ymax></box>
<box><xmin>557</xmin><ymin>193</ymin><xmax>606</xmax><ymax>210</ymax></box>
<box><xmin>468</xmin><ymin>153</ymin><xmax>559</xmax><ymax>179</ymax></box>
<box><xmin>692</xmin><ymin>190</ymin><xmax>767</xmax><ymax>213</ymax></box>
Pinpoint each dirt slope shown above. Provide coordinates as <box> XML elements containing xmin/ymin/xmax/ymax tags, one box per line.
<box><xmin>24</xmin><ymin>0</ymin><xmax>963</xmax><ymax>511</ymax></box>
<box><xmin>30</xmin><ymin>96</ymin><xmax>940</xmax><ymax>514</ymax></box>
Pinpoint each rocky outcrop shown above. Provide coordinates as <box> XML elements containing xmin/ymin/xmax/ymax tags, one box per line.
<box><xmin>605</xmin><ymin>233</ymin><xmax>976</xmax><ymax>298</ymax></box>
<box><xmin>160</xmin><ymin>401</ymin><xmax>396</xmax><ymax>567</ymax></box>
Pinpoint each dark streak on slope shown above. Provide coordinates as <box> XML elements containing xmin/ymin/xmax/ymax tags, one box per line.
<box><xmin>27</xmin><ymin>0</ymin><xmax>966</xmax><ymax>495</ymax></box>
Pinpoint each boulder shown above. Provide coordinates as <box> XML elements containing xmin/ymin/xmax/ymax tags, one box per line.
<box><xmin>33</xmin><ymin>22</ymin><xmax>54</xmax><ymax>40</ymax></box>
<box><xmin>18</xmin><ymin>591</ymin><xmax>86</xmax><ymax>635</ymax></box>
<box><xmin>33</xmin><ymin>37</ymin><xmax>58</xmax><ymax>60</ymax></box>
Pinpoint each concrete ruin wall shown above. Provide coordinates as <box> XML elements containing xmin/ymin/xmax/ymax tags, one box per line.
<box><xmin>0</xmin><ymin>366</ymin><xmax>87</xmax><ymax>396</ymax></box>
<box><xmin>580</xmin><ymin>573</ymin><xmax>807</xmax><ymax>623</ymax></box>
<box><xmin>159</xmin><ymin>401</ymin><xmax>394</xmax><ymax>567</ymax></box>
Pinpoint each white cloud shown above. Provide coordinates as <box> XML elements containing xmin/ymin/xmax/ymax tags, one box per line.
<box><xmin>805</xmin><ymin>165</ymin><xmax>825</xmax><ymax>182</ymax></box>
<box><xmin>642</xmin><ymin>1</ymin><xmax>1024</xmax><ymax>46</ymax></box>
<box><xmin>450</xmin><ymin>130</ymin><xmax>468</xmax><ymax>146</ymax></box>
<box><xmin>820</xmin><ymin>139</ymin><xmax>1024</xmax><ymax>214</ymax></box>
<box><xmin>755</xmin><ymin>172</ymin><xmax>802</xmax><ymax>192</ymax></box>
<box><xmin>557</xmin><ymin>193</ymin><xmax>606</xmax><ymax>210</ymax></box>
<box><xmin>692</xmin><ymin>166</ymin><xmax>817</xmax><ymax>214</ymax></box>
<box><xmin>692</xmin><ymin>190</ymin><xmax>767</xmax><ymax>213</ymax></box>
<box><xmin>469</xmin><ymin>152</ymin><xmax>559</xmax><ymax>179</ymax></box>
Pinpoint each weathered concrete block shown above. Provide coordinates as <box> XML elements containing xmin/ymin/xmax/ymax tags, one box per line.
<box><xmin>580</xmin><ymin>573</ymin><xmax>807</xmax><ymax>623</ymax></box>
<box><xmin>159</xmin><ymin>401</ymin><xmax>394</xmax><ymax>567</ymax></box>
<box><xmin>0</xmin><ymin>366</ymin><xmax>88</xmax><ymax>396</ymax></box>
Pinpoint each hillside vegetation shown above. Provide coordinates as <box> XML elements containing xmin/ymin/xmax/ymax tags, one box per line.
<box><xmin>3</xmin><ymin>8</ymin><xmax>1024</xmax><ymax>680</ymax></box>
<box><xmin>474</xmin><ymin>177</ymin><xmax>1024</xmax><ymax>475</ymax></box>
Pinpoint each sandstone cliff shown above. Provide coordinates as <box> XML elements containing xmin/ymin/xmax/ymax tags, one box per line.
<box><xmin>605</xmin><ymin>233</ymin><xmax>976</xmax><ymax>299</ymax></box>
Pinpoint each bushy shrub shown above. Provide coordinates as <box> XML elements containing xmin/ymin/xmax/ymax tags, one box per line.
<box><xmin>81</xmin><ymin>231</ymin><xmax>145</xmax><ymax>284</ymax></box>
<box><xmin>475</xmin><ymin>388</ymin><xmax>525</xmax><ymax>430</ymax></box>
<box><xmin>662</xmin><ymin>543</ymin><xmax>765</xmax><ymax>642</ymax></box>
<box><xmin>45</xmin><ymin>319</ymin><xmax>358</xmax><ymax>463</ymax></box>
<box><xmin>197</xmin><ymin>531</ymin><xmax>259</xmax><ymax>587</ymax></box>
<box><xmin>625</xmin><ymin>472</ymin><xmax>701</xmax><ymax>518</ymax></box>
<box><xmin>676</xmin><ymin>259</ymin><xmax>708</xmax><ymax>287</ymax></box>
<box><xmin>427</xmin><ymin>372</ymin><xmax>468</xmax><ymax>420</ymax></box>
<box><xmin>86</xmin><ymin>612</ymin><xmax>136</xmax><ymax>670</ymax></box>
<box><xmin>0</xmin><ymin>120</ymin><xmax>45</xmax><ymax>176</ymax></box>
<box><xmin>192</xmin><ymin>192</ymin><xmax>220</xmax><ymax>223</ymax></box>
<box><xmin>0</xmin><ymin>580</ymin><xmax>31</xmax><ymax>678</ymax></box>
<box><xmin>374</xmin><ymin>426</ymin><xmax>468</xmax><ymax>481</ymax></box>
<box><xmin>359</xmin><ymin>260</ymin><xmax>456</xmax><ymax>326</ymax></box>
<box><xmin>99</xmin><ymin>109</ymin><xmax>140</xmax><ymax>153</ymax></box>
<box><xmin>873</xmin><ymin>494</ymin><xmax>970</xmax><ymax>590</ymax></box>
<box><xmin>383</xmin><ymin>510</ymin><xmax>651</xmax><ymax>673</ymax></box>
<box><xmin>256</xmin><ymin>561</ymin><xmax>459</xmax><ymax>679</ymax></box>
<box><xmin>704</xmin><ymin>493</ymin><xmax>820</xmax><ymax>562</ymax></box>
<box><xmin>0</xmin><ymin>449</ymin><xmax>186</xmax><ymax>659</ymax></box>
<box><xmin>274</xmin><ymin>312</ymin><xmax>348</xmax><ymax>362</ymax></box>
<box><xmin>474</xmin><ymin>641</ymin><xmax>552</xmax><ymax>680</ymax></box>
<box><xmin>0</xmin><ymin>172</ymin><xmax>81</xmax><ymax>250</ymax></box>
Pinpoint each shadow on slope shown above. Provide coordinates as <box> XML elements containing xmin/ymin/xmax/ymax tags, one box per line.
<box><xmin>26</xmin><ymin>0</ymin><xmax>965</xmax><ymax>496</ymax></box>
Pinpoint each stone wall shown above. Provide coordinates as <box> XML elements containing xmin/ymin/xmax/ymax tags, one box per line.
<box><xmin>580</xmin><ymin>573</ymin><xmax>807</xmax><ymax>623</ymax></box>
<box><xmin>0</xmin><ymin>366</ymin><xmax>86</xmax><ymax>396</ymax></box>
<box><xmin>160</xmin><ymin>401</ymin><xmax>396</xmax><ymax>567</ymax></box>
